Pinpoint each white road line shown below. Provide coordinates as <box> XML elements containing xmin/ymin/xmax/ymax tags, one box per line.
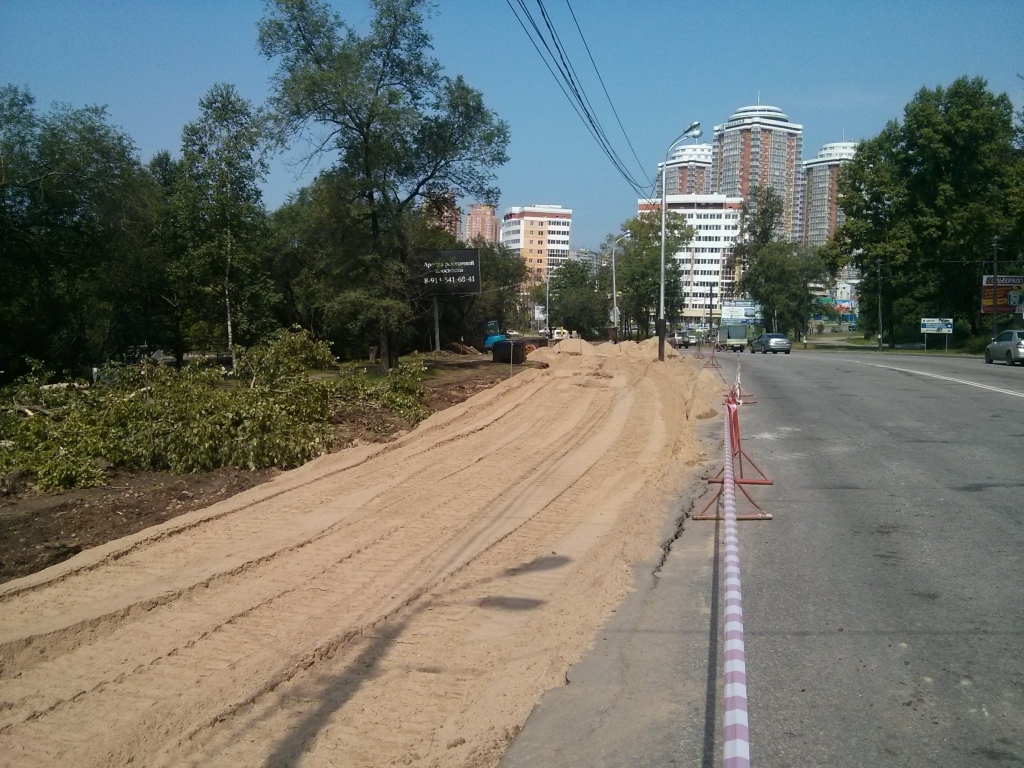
<box><xmin>840</xmin><ymin>359</ymin><xmax>1024</xmax><ymax>400</ymax></box>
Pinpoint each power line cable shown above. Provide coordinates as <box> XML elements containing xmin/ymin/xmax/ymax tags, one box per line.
<box><xmin>504</xmin><ymin>0</ymin><xmax>651</xmax><ymax>197</ymax></box>
<box><xmin>533</xmin><ymin>0</ymin><xmax>651</xmax><ymax>191</ymax></box>
<box><xmin>563</xmin><ymin>0</ymin><xmax>653</xmax><ymax>189</ymax></box>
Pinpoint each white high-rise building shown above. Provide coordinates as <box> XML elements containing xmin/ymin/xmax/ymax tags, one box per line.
<box><xmin>500</xmin><ymin>204</ymin><xmax>572</xmax><ymax>282</ymax></box>
<box><xmin>656</xmin><ymin>143</ymin><xmax>713</xmax><ymax>196</ymax></box>
<box><xmin>803</xmin><ymin>141</ymin><xmax>857</xmax><ymax>246</ymax></box>
<box><xmin>638</xmin><ymin>194</ymin><xmax>743</xmax><ymax>326</ymax></box>
<box><xmin>712</xmin><ymin>104</ymin><xmax>804</xmax><ymax>242</ymax></box>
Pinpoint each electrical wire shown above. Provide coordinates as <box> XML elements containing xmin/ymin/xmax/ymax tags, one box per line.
<box><xmin>503</xmin><ymin>0</ymin><xmax>653</xmax><ymax>197</ymax></box>
<box><xmin>563</xmin><ymin>0</ymin><xmax>653</xmax><ymax>190</ymax></box>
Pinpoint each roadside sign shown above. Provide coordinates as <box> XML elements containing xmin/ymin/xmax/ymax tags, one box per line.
<box><xmin>920</xmin><ymin>318</ymin><xmax>953</xmax><ymax>334</ymax></box>
<box><xmin>981</xmin><ymin>275</ymin><xmax>1024</xmax><ymax>314</ymax></box>
<box><xmin>421</xmin><ymin>249</ymin><xmax>482</xmax><ymax>295</ymax></box>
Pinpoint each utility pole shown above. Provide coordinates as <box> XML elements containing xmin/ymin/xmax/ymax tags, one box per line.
<box><xmin>993</xmin><ymin>236</ymin><xmax>999</xmax><ymax>342</ymax></box>
<box><xmin>876</xmin><ymin>259</ymin><xmax>883</xmax><ymax>351</ymax></box>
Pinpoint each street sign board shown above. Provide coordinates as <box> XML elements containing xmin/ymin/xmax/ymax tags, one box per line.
<box><xmin>920</xmin><ymin>317</ymin><xmax>953</xmax><ymax>334</ymax></box>
<box><xmin>421</xmin><ymin>249</ymin><xmax>481</xmax><ymax>295</ymax></box>
<box><xmin>981</xmin><ymin>275</ymin><xmax>1024</xmax><ymax>314</ymax></box>
<box><xmin>721</xmin><ymin>300</ymin><xmax>763</xmax><ymax>324</ymax></box>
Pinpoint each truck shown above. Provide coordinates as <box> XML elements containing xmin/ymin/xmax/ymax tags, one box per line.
<box><xmin>716</xmin><ymin>324</ymin><xmax>748</xmax><ymax>352</ymax></box>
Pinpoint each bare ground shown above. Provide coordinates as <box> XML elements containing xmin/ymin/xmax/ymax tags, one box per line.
<box><xmin>0</xmin><ymin>341</ymin><xmax>722</xmax><ymax>767</ymax></box>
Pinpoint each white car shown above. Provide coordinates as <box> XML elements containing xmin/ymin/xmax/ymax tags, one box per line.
<box><xmin>985</xmin><ymin>330</ymin><xmax>1024</xmax><ymax>365</ymax></box>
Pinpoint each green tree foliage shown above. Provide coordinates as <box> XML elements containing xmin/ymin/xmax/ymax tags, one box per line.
<box><xmin>836</xmin><ymin>76</ymin><xmax>1023</xmax><ymax>339</ymax></box>
<box><xmin>257</xmin><ymin>0</ymin><xmax>510</xmax><ymax>369</ymax></box>
<box><xmin>0</xmin><ymin>329</ymin><xmax>429</xmax><ymax>490</ymax></box>
<box><xmin>173</xmin><ymin>84</ymin><xmax>277</xmax><ymax>363</ymax></box>
<box><xmin>726</xmin><ymin>185</ymin><xmax>784</xmax><ymax>291</ymax></box>
<box><xmin>550</xmin><ymin>260</ymin><xmax>608</xmax><ymax>340</ymax></box>
<box><xmin>0</xmin><ymin>86</ymin><xmax>162</xmax><ymax>380</ymax></box>
<box><xmin>738</xmin><ymin>243</ymin><xmax>829</xmax><ymax>336</ymax></box>
<box><xmin>609</xmin><ymin>211</ymin><xmax>693</xmax><ymax>338</ymax></box>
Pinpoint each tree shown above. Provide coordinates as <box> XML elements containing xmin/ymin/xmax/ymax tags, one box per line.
<box><xmin>609</xmin><ymin>211</ymin><xmax>693</xmax><ymax>339</ymax></box>
<box><xmin>173</xmin><ymin>83</ymin><xmax>276</xmax><ymax>365</ymax></box>
<box><xmin>550</xmin><ymin>260</ymin><xmax>607</xmax><ymax>339</ymax></box>
<box><xmin>726</xmin><ymin>185</ymin><xmax>785</xmax><ymax>296</ymax></box>
<box><xmin>258</xmin><ymin>0</ymin><xmax>510</xmax><ymax>370</ymax></box>
<box><xmin>738</xmin><ymin>243</ymin><xmax>829</xmax><ymax>336</ymax></box>
<box><xmin>836</xmin><ymin>76</ymin><xmax>1022</xmax><ymax>340</ymax></box>
<box><xmin>0</xmin><ymin>85</ymin><xmax>158</xmax><ymax>380</ymax></box>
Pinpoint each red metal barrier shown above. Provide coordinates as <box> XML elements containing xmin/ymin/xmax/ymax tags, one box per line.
<box><xmin>694</xmin><ymin>371</ymin><xmax>772</xmax><ymax>521</ymax></box>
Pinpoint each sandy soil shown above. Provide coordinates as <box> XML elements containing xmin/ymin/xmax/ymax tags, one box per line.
<box><xmin>0</xmin><ymin>340</ymin><xmax>722</xmax><ymax>767</ymax></box>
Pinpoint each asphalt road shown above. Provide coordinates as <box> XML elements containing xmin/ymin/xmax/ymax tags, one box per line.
<box><xmin>502</xmin><ymin>350</ymin><xmax>1024</xmax><ymax>767</ymax></box>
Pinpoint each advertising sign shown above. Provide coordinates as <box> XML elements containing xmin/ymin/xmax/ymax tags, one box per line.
<box><xmin>920</xmin><ymin>317</ymin><xmax>953</xmax><ymax>334</ymax></box>
<box><xmin>981</xmin><ymin>275</ymin><xmax>1024</xmax><ymax>314</ymax></box>
<box><xmin>421</xmin><ymin>249</ymin><xmax>481</xmax><ymax>295</ymax></box>
<box><xmin>720</xmin><ymin>300</ymin><xmax>763</xmax><ymax>325</ymax></box>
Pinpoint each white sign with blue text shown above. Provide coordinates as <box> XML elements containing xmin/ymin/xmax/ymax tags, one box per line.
<box><xmin>920</xmin><ymin>318</ymin><xmax>953</xmax><ymax>334</ymax></box>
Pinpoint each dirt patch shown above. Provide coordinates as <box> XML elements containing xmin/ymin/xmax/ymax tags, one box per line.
<box><xmin>0</xmin><ymin>354</ymin><xmax>521</xmax><ymax>585</ymax></box>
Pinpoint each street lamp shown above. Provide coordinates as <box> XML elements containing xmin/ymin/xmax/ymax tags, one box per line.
<box><xmin>610</xmin><ymin>233</ymin><xmax>628</xmax><ymax>341</ymax></box>
<box><xmin>660</xmin><ymin>121</ymin><xmax>702</xmax><ymax>361</ymax></box>
<box><xmin>546</xmin><ymin>270</ymin><xmax>551</xmax><ymax>339</ymax></box>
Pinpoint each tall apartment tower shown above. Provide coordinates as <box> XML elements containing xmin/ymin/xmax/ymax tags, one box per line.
<box><xmin>656</xmin><ymin>144</ymin><xmax>713</xmax><ymax>196</ymax></box>
<box><xmin>500</xmin><ymin>204</ymin><xmax>572</xmax><ymax>282</ymax></box>
<box><xmin>712</xmin><ymin>105</ymin><xmax>804</xmax><ymax>241</ymax></box>
<box><xmin>803</xmin><ymin>142</ymin><xmax>857</xmax><ymax>246</ymax></box>
<box><xmin>464</xmin><ymin>203</ymin><xmax>500</xmax><ymax>244</ymax></box>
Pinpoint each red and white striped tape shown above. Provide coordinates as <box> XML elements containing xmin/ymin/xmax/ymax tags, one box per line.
<box><xmin>722</xmin><ymin>400</ymin><xmax>751</xmax><ymax>767</ymax></box>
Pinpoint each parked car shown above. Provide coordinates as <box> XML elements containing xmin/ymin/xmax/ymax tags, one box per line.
<box><xmin>686</xmin><ymin>332</ymin><xmax>698</xmax><ymax>345</ymax></box>
<box><xmin>750</xmin><ymin>333</ymin><xmax>792</xmax><ymax>354</ymax></box>
<box><xmin>985</xmin><ymin>330</ymin><xmax>1024</xmax><ymax>365</ymax></box>
<box><xmin>669</xmin><ymin>331</ymin><xmax>690</xmax><ymax>348</ymax></box>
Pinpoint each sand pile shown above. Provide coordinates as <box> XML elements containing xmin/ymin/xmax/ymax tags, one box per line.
<box><xmin>0</xmin><ymin>343</ymin><xmax>723</xmax><ymax>768</ymax></box>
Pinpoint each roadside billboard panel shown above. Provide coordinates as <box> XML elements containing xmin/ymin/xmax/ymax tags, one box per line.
<box><xmin>920</xmin><ymin>317</ymin><xmax>953</xmax><ymax>334</ymax></box>
<box><xmin>981</xmin><ymin>275</ymin><xmax>1024</xmax><ymax>314</ymax></box>
<box><xmin>721</xmin><ymin>300</ymin><xmax>763</xmax><ymax>324</ymax></box>
<box><xmin>421</xmin><ymin>249</ymin><xmax>482</xmax><ymax>295</ymax></box>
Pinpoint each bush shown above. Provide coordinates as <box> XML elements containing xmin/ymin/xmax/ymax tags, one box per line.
<box><xmin>0</xmin><ymin>330</ymin><xmax>428</xmax><ymax>490</ymax></box>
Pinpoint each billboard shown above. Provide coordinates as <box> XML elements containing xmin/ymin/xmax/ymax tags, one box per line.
<box><xmin>920</xmin><ymin>318</ymin><xmax>953</xmax><ymax>334</ymax></box>
<box><xmin>421</xmin><ymin>249</ymin><xmax>481</xmax><ymax>295</ymax></box>
<box><xmin>981</xmin><ymin>275</ymin><xmax>1024</xmax><ymax>314</ymax></box>
<box><xmin>721</xmin><ymin>300</ymin><xmax>763</xmax><ymax>325</ymax></box>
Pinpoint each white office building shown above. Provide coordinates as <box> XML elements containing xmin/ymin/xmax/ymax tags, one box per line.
<box><xmin>638</xmin><ymin>194</ymin><xmax>743</xmax><ymax>326</ymax></box>
<box><xmin>500</xmin><ymin>204</ymin><xmax>572</xmax><ymax>283</ymax></box>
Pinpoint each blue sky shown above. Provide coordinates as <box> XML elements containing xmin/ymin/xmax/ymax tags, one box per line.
<box><xmin>2</xmin><ymin>0</ymin><xmax>1022</xmax><ymax>250</ymax></box>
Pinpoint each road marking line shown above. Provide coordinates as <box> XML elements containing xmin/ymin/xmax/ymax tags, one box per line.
<box><xmin>841</xmin><ymin>360</ymin><xmax>1024</xmax><ymax>400</ymax></box>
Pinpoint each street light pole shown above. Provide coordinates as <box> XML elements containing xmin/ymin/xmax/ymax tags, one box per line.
<box><xmin>611</xmin><ymin>233</ymin><xmax>627</xmax><ymax>341</ymax></box>
<box><xmin>876</xmin><ymin>258</ymin><xmax>883</xmax><ymax>351</ymax></box>
<box><xmin>659</xmin><ymin>121</ymin><xmax>701</xmax><ymax>361</ymax></box>
<box><xmin>546</xmin><ymin>270</ymin><xmax>551</xmax><ymax>339</ymax></box>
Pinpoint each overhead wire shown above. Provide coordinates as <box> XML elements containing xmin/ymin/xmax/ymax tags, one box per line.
<box><xmin>503</xmin><ymin>0</ymin><xmax>653</xmax><ymax>197</ymax></box>
<box><xmin>512</xmin><ymin>0</ymin><xmax>644</xmax><ymax>194</ymax></box>
<box><xmin>562</xmin><ymin>0</ymin><xmax>654</xmax><ymax>190</ymax></box>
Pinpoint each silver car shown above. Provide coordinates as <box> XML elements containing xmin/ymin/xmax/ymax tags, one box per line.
<box><xmin>750</xmin><ymin>333</ymin><xmax>792</xmax><ymax>354</ymax></box>
<box><xmin>985</xmin><ymin>330</ymin><xmax>1024</xmax><ymax>365</ymax></box>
